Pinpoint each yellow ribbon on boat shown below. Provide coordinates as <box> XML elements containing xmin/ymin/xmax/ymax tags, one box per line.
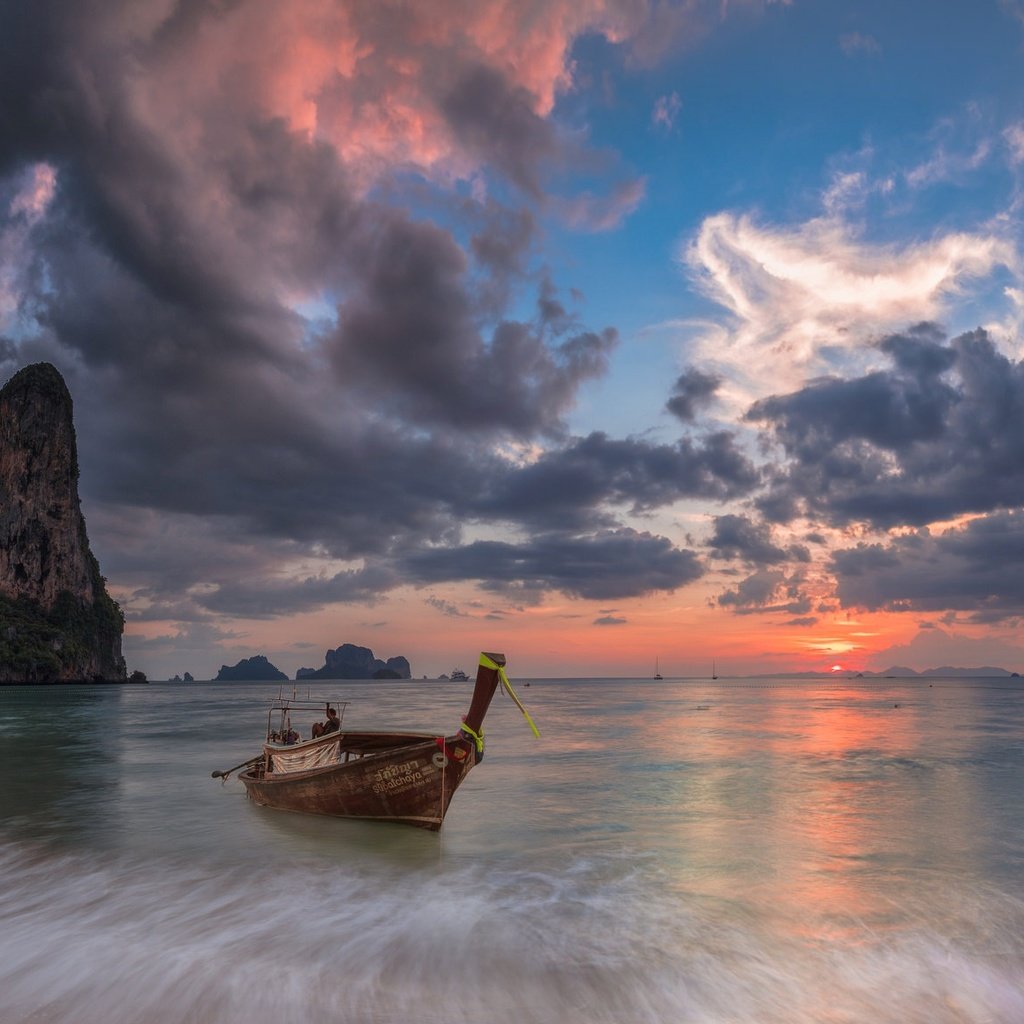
<box><xmin>479</xmin><ymin>653</ymin><xmax>541</xmax><ymax>738</ymax></box>
<box><xmin>459</xmin><ymin>719</ymin><xmax>485</xmax><ymax>752</ymax></box>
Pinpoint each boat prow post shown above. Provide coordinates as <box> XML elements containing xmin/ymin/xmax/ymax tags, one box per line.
<box><xmin>458</xmin><ymin>652</ymin><xmax>539</xmax><ymax>761</ymax></box>
<box><xmin>460</xmin><ymin>652</ymin><xmax>505</xmax><ymax>748</ymax></box>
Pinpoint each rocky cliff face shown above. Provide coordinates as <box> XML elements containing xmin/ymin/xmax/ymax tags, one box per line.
<box><xmin>215</xmin><ymin>655</ymin><xmax>288</xmax><ymax>682</ymax></box>
<box><xmin>0</xmin><ymin>363</ymin><xmax>126</xmax><ymax>682</ymax></box>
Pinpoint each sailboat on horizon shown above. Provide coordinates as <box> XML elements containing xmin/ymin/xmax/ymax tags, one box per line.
<box><xmin>712</xmin><ymin>659</ymin><xmax>718</xmax><ymax>680</ymax></box>
<box><xmin>654</xmin><ymin>658</ymin><xmax>663</xmax><ymax>680</ymax></box>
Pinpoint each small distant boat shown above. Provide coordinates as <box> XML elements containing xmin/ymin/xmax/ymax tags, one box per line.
<box><xmin>654</xmin><ymin>658</ymin><xmax>663</xmax><ymax>680</ymax></box>
<box><xmin>712</xmin><ymin>660</ymin><xmax>718</xmax><ymax>680</ymax></box>
<box><xmin>215</xmin><ymin>653</ymin><xmax>538</xmax><ymax>831</ymax></box>
<box><xmin>449</xmin><ymin>668</ymin><xmax>469</xmax><ymax>682</ymax></box>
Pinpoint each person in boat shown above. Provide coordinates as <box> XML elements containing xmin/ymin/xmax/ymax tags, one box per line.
<box><xmin>269</xmin><ymin>728</ymin><xmax>300</xmax><ymax>744</ymax></box>
<box><xmin>311</xmin><ymin>706</ymin><xmax>340</xmax><ymax>738</ymax></box>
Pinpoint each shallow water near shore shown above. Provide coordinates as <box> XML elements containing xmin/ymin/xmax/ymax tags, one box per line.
<box><xmin>2</xmin><ymin>676</ymin><xmax>1024</xmax><ymax>1023</ymax></box>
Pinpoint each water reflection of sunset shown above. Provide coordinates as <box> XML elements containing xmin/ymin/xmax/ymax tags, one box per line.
<box><xmin>632</xmin><ymin>681</ymin><xmax>987</xmax><ymax>938</ymax></box>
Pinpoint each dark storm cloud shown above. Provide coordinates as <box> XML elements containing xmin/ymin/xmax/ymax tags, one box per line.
<box><xmin>197</xmin><ymin>563</ymin><xmax>403</xmax><ymax>619</ymax></box>
<box><xmin>400</xmin><ymin>529</ymin><xmax>704</xmax><ymax>601</ymax></box>
<box><xmin>0</xmin><ymin>338</ymin><xmax>17</xmax><ymax>373</ymax></box>
<box><xmin>717</xmin><ymin>569</ymin><xmax>811</xmax><ymax>616</ymax></box>
<box><xmin>326</xmin><ymin>210</ymin><xmax>617</xmax><ymax>436</ymax></box>
<box><xmin>468</xmin><ymin>202</ymin><xmax>536</xmax><ymax>314</ymax></box>
<box><xmin>666</xmin><ymin>367</ymin><xmax>721</xmax><ymax>423</ymax></box>
<box><xmin>0</xmin><ymin>1</ymin><xmax>683</xmax><ymax>619</ymax></box>
<box><xmin>0</xmin><ymin>0</ymin><xmax>667</xmax><ymax>614</ymax></box>
<box><xmin>707</xmin><ymin>514</ymin><xmax>809</xmax><ymax>565</ymax></box>
<box><xmin>831</xmin><ymin>511</ymin><xmax>1024</xmax><ymax>621</ymax></box>
<box><xmin>747</xmin><ymin>325</ymin><xmax>1024</xmax><ymax>529</ymax></box>
<box><xmin>441</xmin><ymin>64</ymin><xmax>558</xmax><ymax>200</ymax></box>
<box><xmin>475</xmin><ymin>431</ymin><xmax>760</xmax><ymax>530</ymax></box>
<box><xmin>750</xmin><ymin>324</ymin><xmax>955</xmax><ymax>460</ymax></box>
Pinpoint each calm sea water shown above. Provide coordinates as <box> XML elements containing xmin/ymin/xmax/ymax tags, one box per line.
<box><xmin>2</xmin><ymin>676</ymin><xmax>1023</xmax><ymax>1023</ymax></box>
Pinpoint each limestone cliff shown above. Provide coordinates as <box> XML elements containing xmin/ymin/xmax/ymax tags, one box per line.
<box><xmin>296</xmin><ymin>643</ymin><xmax>412</xmax><ymax>680</ymax></box>
<box><xmin>0</xmin><ymin>363</ymin><xmax>126</xmax><ymax>682</ymax></box>
<box><xmin>215</xmin><ymin>655</ymin><xmax>288</xmax><ymax>682</ymax></box>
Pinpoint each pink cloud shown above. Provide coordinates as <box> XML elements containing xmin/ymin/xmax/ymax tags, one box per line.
<box><xmin>109</xmin><ymin>0</ymin><xmax>658</xmax><ymax>190</ymax></box>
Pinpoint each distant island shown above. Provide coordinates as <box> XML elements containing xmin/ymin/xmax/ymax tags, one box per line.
<box><xmin>297</xmin><ymin>643</ymin><xmax>412</xmax><ymax>680</ymax></box>
<box><xmin>867</xmin><ymin>665</ymin><xmax>1020</xmax><ymax>678</ymax></box>
<box><xmin>210</xmin><ymin>644</ymin><xmax>414</xmax><ymax>681</ymax></box>
<box><xmin>215</xmin><ymin>655</ymin><xmax>288</xmax><ymax>682</ymax></box>
<box><xmin>763</xmin><ymin>666</ymin><xmax>1021</xmax><ymax>679</ymax></box>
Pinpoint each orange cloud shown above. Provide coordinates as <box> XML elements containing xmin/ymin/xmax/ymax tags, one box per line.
<box><xmin>114</xmin><ymin>0</ymin><xmax>655</xmax><ymax>192</ymax></box>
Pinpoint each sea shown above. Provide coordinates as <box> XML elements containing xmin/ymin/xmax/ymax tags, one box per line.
<box><xmin>2</xmin><ymin>675</ymin><xmax>1023</xmax><ymax>1024</ymax></box>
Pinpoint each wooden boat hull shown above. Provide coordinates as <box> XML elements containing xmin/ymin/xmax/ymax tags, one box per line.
<box><xmin>222</xmin><ymin>652</ymin><xmax>534</xmax><ymax>831</ymax></box>
<box><xmin>239</xmin><ymin>731</ymin><xmax>478</xmax><ymax>831</ymax></box>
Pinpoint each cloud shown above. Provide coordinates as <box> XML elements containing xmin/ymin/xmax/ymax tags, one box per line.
<box><xmin>839</xmin><ymin>32</ymin><xmax>881</xmax><ymax>58</ymax></box>
<box><xmin>708</xmin><ymin>514</ymin><xmax>809</xmax><ymax>566</ymax></box>
<box><xmin>684</xmin><ymin>203</ymin><xmax>1015</xmax><ymax>406</ymax></box>
<box><xmin>327</xmin><ymin>212</ymin><xmax>618</xmax><ymax>435</ymax></box>
<box><xmin>473</xmin><ymin>430</ymin><xmax>761</xmax><ymax>531</ymax></box>
<box><xmin>1005</xmin><ymin>123</ymin><xmax>1024</xmax><ymax>167</ymax></box>
<box><xmin>124</xmin><ymin>615</ymin><xmax>287</xmax><ymax>678</ymax></box>
<box><xmin>1</xmin><ymin>164</ymin><xmax>57</xmax><ymax>332</ymax></box>
<box><xmin>594</xmin><ymin>614</ymin><xmax>627</xmax><ymax>625</ymax></box>
<box><xmin>46</xmin><ymin>0</ymin><xmax>643</xmax><ymax>191</ymax></box>
<box><xmin>905</xmin><ymin>140</ymin><xmax>993</xmax><ymax>191</ymax></box>
<box><xmin>717</xmin><ymin>568</ymin><xmax>812</xmax><ymax>616</ymax></box>
<box><xmin>9</xmin><ymin>0</ymin><xmax>1021</xmax><ymax>666</ymax></box>
<box><xmin>554</xmin><ymin>177</ymin><xmax>648</xmax><ymax>232</ymax></box>
<box><xmin>652</xmin><ymin>92</ymin><xmax>682</xmax><ymax>131</ymax></box>
<box><xmin>866</xmin><ymin>625</ymin><xmax>1024</xmax><ymax>673</ymax></box>
<box><xmin>426</xmin><ymin>597</ymin><xmax>468</xmax><ymax>618</ymax></box>
<box><xmin>0</xmin><ymin>0</ymin><xmax>716</xmax><ymax>630</ymax></box>
<box><xmin>999</xmin><ymin>1</ymin><xmax>1024</xmax><ymax>29</ymax></box>
<box><xmin>748</xmin><ymin>326</ymin><xmax>1024</xmax><ymax>530</ymax></box>
<box><xmin>400</xmin><ymin>529</ymin><xmax>705</xmax><ymax>601</ymax></box>
<box><xmin>831</xmin><ymin>511</ymin><xmax>1024</xmax><ymax>622</ymax></box>
<box><xmin>196</xmin><ymin>564</ymin><xmax>401</xmax><ymax>619</ymax></box>
<box><xmin>441</xmin><ymin>63</ymin><xmax>560</xmax><ymax>199</ymax></box>
<box><xmin>666</xmin><ymin>367</ymin><xmax>721</xmax><ymax>422</ymax></box>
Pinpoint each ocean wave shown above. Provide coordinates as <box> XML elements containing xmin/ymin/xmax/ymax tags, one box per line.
<box><xmin>1</xmin><ymin>838</ymin><xmax>1022</xmax><ymax>1024</ymax></box>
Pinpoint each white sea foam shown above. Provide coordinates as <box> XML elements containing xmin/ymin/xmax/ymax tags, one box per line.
<box><xmin>1</xmin><ymin>838</ymin><xmax>1023</xmax><ymax>1024</ymax></box>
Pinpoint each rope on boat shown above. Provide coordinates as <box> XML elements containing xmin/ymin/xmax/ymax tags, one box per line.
<box><xmin>211</xmin><ymin>753</ymin><xmax>262</xmax><ymax>780</ymax></box>
<box><xmin>459</xmin><ymin>719</ymin><xmax>485</xmax><ymax>752</ymax></box>
<box><xmin>480</xmin><ymin>653</ymin><xmax>541</xmax><ymax>738</ymax></box>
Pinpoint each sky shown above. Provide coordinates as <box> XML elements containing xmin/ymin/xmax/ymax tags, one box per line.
<box><xmin>4</xmin><ymin>0</ymin><xmax>1024</xmax><ymax>680</ymax></box>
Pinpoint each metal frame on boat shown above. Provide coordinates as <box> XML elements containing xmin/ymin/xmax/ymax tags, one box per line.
<box><xmin>215</xmin><ymin>652</ymin><xmax>538</xmax><ymax>831</ymax></box>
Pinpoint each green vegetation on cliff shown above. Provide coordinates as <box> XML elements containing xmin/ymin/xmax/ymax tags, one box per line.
<box><xmin>0</xmin><ymin>582</ymin><xmax>125</xmax><ymax>683</ymax></box>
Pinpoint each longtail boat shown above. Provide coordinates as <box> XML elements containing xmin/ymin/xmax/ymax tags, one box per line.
<box><xmin>213</xmin><ymin>652</ymin><xmax>538</xmax><ymax>831</ymax></box>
